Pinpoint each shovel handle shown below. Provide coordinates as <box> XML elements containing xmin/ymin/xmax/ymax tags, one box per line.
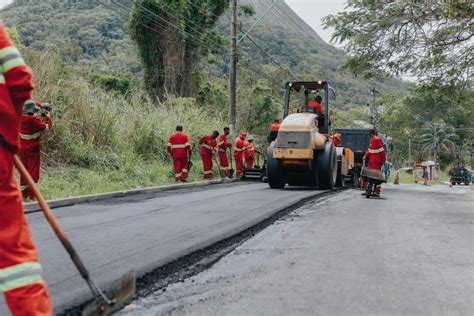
<box><xmin>13</xmin><ymin>155</ymin><xmax>91</xmax><ymax>280</ymax></box>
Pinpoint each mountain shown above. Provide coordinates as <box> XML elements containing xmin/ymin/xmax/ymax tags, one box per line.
<box><xmin>0</xmin><ymin>0</ymin><xmax>405</xmax><ymax>108</ymax></box>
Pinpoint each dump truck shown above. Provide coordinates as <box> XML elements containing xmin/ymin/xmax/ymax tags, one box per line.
<box><xmin>267</xmin><ymin>81</ymin><xmax>346</xmax><ymax>189</ymax></box>
<box><xmin>335</xmin><ymin>128</ymin><xmax>371</xmax><ymax>185</ymax></box>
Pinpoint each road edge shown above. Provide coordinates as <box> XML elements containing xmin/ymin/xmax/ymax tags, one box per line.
<box><xmin>24</xmin><ymin>178</ymin><xmax>240</xmax><ymax>214</ymax></box>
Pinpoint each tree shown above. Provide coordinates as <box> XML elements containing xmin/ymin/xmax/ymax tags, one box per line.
<box><xmin>128</xmin><ymin>0</ymin><xmax>228</xmax><ymax>98</ymax></box>
<box><xmin>324</xmin><ymin>1</ymin><xmax>473</xmax><ymax>86</ymax></box>
<box><xmin>419</xmin><ymin>123</ymin><xmax>457</xmax><ymax>163</ymax></box>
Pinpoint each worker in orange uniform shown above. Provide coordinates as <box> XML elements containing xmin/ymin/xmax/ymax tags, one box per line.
<box><xmin>332</xmin><ymin>133</ymin><xmax>341</xmax><ymax>147</ymax></box>
<box><xmin>218</xmin><ymin>127</ymin><xmax>232</xmax><ymax>177</ymax></box>
<box><xmin>199</xmin><ymin>131</ymin><xmax>219</xmax><ymax>179</ymax></box>
<box><xmin>233</xmin><ymin>132</ymin><xmax>247</xmax><ymax>177</ymax></box>
<box><xmin>307</xmin><ymin>95</ymin><xmax>323</xmax><ymax>114</ymax></box>
<box><xmin>268</xmin><ymin>119</ymin><xmax>280</xmax><ymax>143</ymax></box>
<box><xmin>364</xmin><ymin>129</ymin><xmax>386</xmax><ymax>197</ymax></box>
<box><xmin>244</xmin><ymin>135</ymin><xmax>257</xmax><ymax>169</ymax></box>
<box><xmin>0</xmin><ymin>22</ymin><xmax>53</xmax><ymax>315</ymax></box>
<box><xmin>19</xmin><ymin>100</ymin><xmax>52</xmax><ymax>200</ymax></box>
<box><xmin>167</xmin><ymin>125</ymin><xmax>192</xmax><ymax>182</ymax></box>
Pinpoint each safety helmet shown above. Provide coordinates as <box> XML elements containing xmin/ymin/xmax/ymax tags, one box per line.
<box><xmin>23</xmin><ymin>100</ymin><xmax>40</xmax><ymax>114</ymax></box>
<box><xmin>41</xmin><ymin>102</ymin><xmax>52</xmax><ymax>112</ymax></box>
<box><xmin>247</xmin><ymin>135</ymin><xmax>255</xmax><ymax>141</ymax></box>
<box><xmin>239</xmin><ymin>132</ymin><xmax>247</xmax><ymax>139</ymax></box>
<box><xmin>334</xmin><ymin>133</ymin><xmax>341</xmax><ymax>140</ymax></box>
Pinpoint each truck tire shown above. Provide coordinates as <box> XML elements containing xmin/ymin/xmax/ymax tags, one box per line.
<box><xmin>267</xmin><ymin>143</ymin><xmax>286</xmax><ymax>189</ymax></box>
<box><xmin>316</xmin><ymin>141</ymin><xmax>337</xmax><ymax>190</ymax></box>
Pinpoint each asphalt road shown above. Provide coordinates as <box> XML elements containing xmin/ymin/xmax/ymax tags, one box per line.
<box><xmin>0</xmin><ymin>181</ymin><xmax>328</xmax><ymax>315</ymax></box>
<box><xmin>121</xmin><ymin>184</ymin><xmax>474</xmax><ymax>315</ymax></box>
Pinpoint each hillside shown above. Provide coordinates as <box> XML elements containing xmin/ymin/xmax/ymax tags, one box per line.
<box><xmin>0</xmin><ymin>0</ymin><xmax>405</xmax><ymax>109</ymax></box>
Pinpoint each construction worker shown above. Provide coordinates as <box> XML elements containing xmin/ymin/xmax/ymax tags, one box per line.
<box><xmin>218</xmin><ymin>127</ymin><xmax>232</xmax><ymax>177</ymax></box>
<box><xmin>307</xmin><ymin>95</ymin><xmax>323</xmax><ymax>114</ymax></box>
<box><xmin>332</xmin><ymin>133</ymin><xmax>341</xmax><ymax>147</ymax></box>
<box><xmin>167</xmin><ymin>125</ymin><xmax>192</xmax><ymax>182</ymax></box>
<box><xmin>268</xmin><ymin>119</ymin><xmax>280</xmax><ymax>143</ymax></box>
<box><xmin>0</xmin><ymin>22</ymin><xmax>53</xmax><ymax>315</ymax></box>
<box><xmin>199</xmin><ymin>131</ymin><xmax>219</xmax><ymax>179</ymax></box>
<box><xmin>364</xmin><ymin>129</ymin><xmax>386</xmax><ymax>197</ymax></box>
<box><xmin>244</xmin><ymin>135</ymin><xmax>257</xmax><ymax>169</ymax></box>
<box><xmin>233</xmin><ymin>132</ymin><xmax>247</xmax><ymax>177</ymax></box>
<box><xmin>19</xmin><ymin>100</ymin><xmax>52</xmax><ymax>200</ymax></box>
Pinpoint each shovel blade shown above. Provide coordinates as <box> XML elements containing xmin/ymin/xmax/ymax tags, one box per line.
<box><xmin>82</xmin><ymin>271</ymin><xmax>136</xmax><ymax>316</ymax></box>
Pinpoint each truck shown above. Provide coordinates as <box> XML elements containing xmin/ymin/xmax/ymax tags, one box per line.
<box><xmin>335</xmin><ymin>128</ymin><xmax>371</xmax><ymax>185</ymax></box>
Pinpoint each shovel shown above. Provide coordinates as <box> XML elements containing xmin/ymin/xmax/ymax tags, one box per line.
<box><xmin>13</xmin><ymin>155</ymin><xmax>136</xmax><ymax>316</ymax></box>
<box><xmin>228</xmin><ymin>147</ymin><xmax>235</xmax><ymax>178</ymax></box>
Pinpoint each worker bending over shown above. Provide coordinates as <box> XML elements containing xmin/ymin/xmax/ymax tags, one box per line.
<box><xmin>0</xmin><ymin>22</ymin><xmax>53</xmax><ymax>315</ymax></box>
<box><xmin>233</xmin><ymin>132</ymin><xmax>247</xmax><ymax>177</ymax></box>
<box><xmin>19</xmin><ymin>100</ymin><xmax>52</xmax><ymax>200</ymax></box>
<box><xmin>167</xmin><ymin>125</ymin><xmax>191</xmax><ymax>182</ymax></box>
<box><xmin>218</xmin><ymin>127</ymin><xmax>232</xmax><ymax>177</ymax></box>
<box><xmin>199</xmin><ymin>131</ymin><xmax>219</xmax><ymax>179</ymax></box>
<box><xmin>244</xmin><ymin>135</ymin><xmax>257</xmax><ymax>169</ymax></box>
<box><xmin>364</xmin><ymin>129</ymin><xmax>386</xmax><ymax>197</ymax></box>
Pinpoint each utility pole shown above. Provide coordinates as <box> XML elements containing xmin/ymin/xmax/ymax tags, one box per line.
<box><xmin>408</xmin><ymin>139</ymin><xmax>412</xmax><ymax>166</ymax></box>
<box><xmin>370</xmin><ymin>83</ymin><xmax>379</xmax><ymax>127</ymax></box>
<box><xmin>228</xmin><ymin>0</ymin><xmax>237</xmax><ymax>135</ymax></box>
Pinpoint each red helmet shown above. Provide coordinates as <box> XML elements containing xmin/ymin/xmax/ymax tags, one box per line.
<box><xmin>334</xmin><ymin>133</ymin><xmax>341</xmax><ymax>140</ymax></box>
<box><xmin>239</xmin><ymin>132</ymin><xmax>247</xmax><ymax>139</ymax></box>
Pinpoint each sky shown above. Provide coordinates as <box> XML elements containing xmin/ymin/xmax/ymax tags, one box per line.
<box><xmin>0</xmin><ymin>0</ymin><xmax>345</xmax><ymax>44</ymax></box>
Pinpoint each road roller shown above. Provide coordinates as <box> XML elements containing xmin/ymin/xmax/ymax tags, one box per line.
<box><xmin>267</xmin><ymin>81</ymin><xmax>338</xmax><ymax>189</ymax></box>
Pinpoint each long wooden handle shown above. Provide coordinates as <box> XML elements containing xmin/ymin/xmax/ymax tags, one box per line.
<box><xmin>13</xmin><ymin>155</ymin><xmax>91</xmax><ymax>280</ymax></box>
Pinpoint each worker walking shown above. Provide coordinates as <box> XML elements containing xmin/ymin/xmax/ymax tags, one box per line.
<box><xmin>19</xmin><ymin>100</ymin><xmax>52</xmax><ymax>200</ymax></box>
<box><xmin>167</xmin><ymin>125</ymin><xmax>191</xmax><ymax>182</ymax></box>
<box><xmin>0</xmin><ymin>22</ymin><xmax>53</xmax><ymax>315</ymax></box>
<box><xmin>199</xmin><ymin>131</ymin><xmax>219</xmax><ymax>179</ymax></box>
<box><xmin>364</xmin><ymin>129</ymin><xmax>386</xmax><ymax>197</ymax></box>
<box><xmin>233</xmin><ymin>132</ymin><xmax>247</xmax><ymax>177</ymax></box>
<box><xmin>218</xmin><ymin>127</ymin><xmax>232</xmax><ymax>177</ymax></box>
<box><xmin>268</xmin><ymin>119</ymin><xmax>280</xmax><ymax>143</ymax></box>
<box><xmin>244</xmin><ymin>135</ymin><xmax>256</xmax><ymax>169</ymax></box>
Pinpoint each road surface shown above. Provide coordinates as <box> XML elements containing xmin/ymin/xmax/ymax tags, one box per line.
<box><xmin>0</xmin><ymin>181</ymin><xmax>328</xmax><ymax>314</ymax></box>
<box><xmin>119</xmin><ymin>184</ymin><xmax>473</xmax><ymax>315</ymax></box>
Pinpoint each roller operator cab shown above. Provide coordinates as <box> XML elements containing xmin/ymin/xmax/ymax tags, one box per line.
<box><xmin>267</xmin><ymin>81</ymin><xmax>338</xmax><ymax>189</ymax></box>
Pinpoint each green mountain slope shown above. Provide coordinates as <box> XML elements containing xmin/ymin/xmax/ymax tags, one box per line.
<box><xmin>1</xmin><ymin>0</ymin><xmax>405</xmax><ymax>108</ymax></box>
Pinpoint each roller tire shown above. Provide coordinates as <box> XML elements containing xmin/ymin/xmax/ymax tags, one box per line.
<box><xmin>317</xmin><ymin>141</ymin><xmax>337</xmax><ymax>190</ymax></box>
<box><xmin>335</xmin><ymin>161</ymin><xmax>345</xmax><ymax>187</ymax></box>
<box><xmin>267</xmin><ymin>143</ymin><xmax>286</xmax><ymax>189</ymax></box>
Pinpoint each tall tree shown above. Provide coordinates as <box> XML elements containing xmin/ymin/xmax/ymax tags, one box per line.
<box><xmin>128</xmin><ymin>0</ymin><xmax>228</xmax><ymax>97</ymax></box>
<box><xmin>324</xmin><ymin>1</ymin><xmax>473</xmax><ymax>86</ymax></box>
<box><xmin>419</xmin><ymin>123</ymin><xmax>458</xmax><ymax>163</ymax></box>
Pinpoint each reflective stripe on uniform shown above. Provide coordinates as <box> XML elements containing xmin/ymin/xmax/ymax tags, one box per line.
<box><xmin>170</xmin><ymin>144</ymin><xmax>187</xmax><ymax>149</ymax></box>
<box><xmin>234</xmin><ymin>147</ymin><xmax>245</xmax><ymax>152</ymax></box>
<box><xmin>0</xmin><ymin>46</ymin><xmax>25</xmax><ymax>73</ymax></box>
<box><xmin>203</xmin><ymin>170</ymin><xmax>212</xmax><ymax>174</ymax></box>
<box><xmin>175</xmin><ymin>172</ymin><xmax>182</xmax><ymax>178</ymax></box>
<box><xmin>0</xmin><ymin>74</ymin><xmax>5</xmax><ymax>84</ymax></box>
<box><xmin>220</xmin><ymin>167</ymin><xmax>229</xmax><ymax>170</ymax></box>
<box><xmin>0</xmin><ymin>262</ymin><xmax>44</xmax><ymax>292</ymax></box>
<box><xmin>368</xmin><ymin>147</ymin><xmax>384</xmax><ymax>154</ymax></box>
<box><xmin>182</xmin><ymin>169</ymin><xmax>188</xmax><ymax>173</ymax></box>
<box><xmin>218</xmin><ymin>141</ymin><xmax>224</xmax><ymax>146</ymax></box>
<box><xmin>20</xmin><ymin>133</ymin><xmax>40</xmax><ymax>140</ymax></box>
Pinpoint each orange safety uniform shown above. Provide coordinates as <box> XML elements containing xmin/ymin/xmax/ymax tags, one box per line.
<box><xmin>0</xmin><ymin>22</ymin><xmax>53</xmax><ymax>315</ymax></box>
<box><xmin>167</xmin><ymin>131</ymin><xmax>191</xmax><ymax>182</ymax></box>
<box><xmin>218</xmin><ymin>133</ymin><xmax>232</xmax><ymax>177</ymax></box>
<box><xmin>365</xmin><ymin>135</ymin><xmax>386</xmax><ymax>194</ymax></box>
<box><xmin>307</xmin><ymin>100</ymin><xmax>323</xmax><ymax>114</ymax></box>
<box><xmin>198</xmin><ymin>135</ymin><xmax>217</xmax><ymax>179</ymax></box>
<box><xmin>268</xmin><ymin>122</ymin><xmax>280</xmax><ymax>143</ymax></box>
<box><xmin>332</xmin><ymin>133</ymin><xmax>341</xmax><ymax>147</ymax></box>
<box><xmin>244</xmin><ymin>141</ymin><xmax>256</xmax><ymax>169</ymax></box>
<box><xmin>233</xmin><ymin>133</ymin><xmax>246</xmax><ymax>177</ymax></box>
<box><xmin>19</xmin><ymin>113</ymin><xmax>52</xmax><ymax>199</ymax></box>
